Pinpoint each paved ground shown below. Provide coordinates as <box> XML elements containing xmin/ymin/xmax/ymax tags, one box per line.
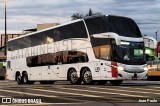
<box><xmin>0</xmin><ymin>80</ymin><xmax>160</xmax><ymax>106</ymax></box>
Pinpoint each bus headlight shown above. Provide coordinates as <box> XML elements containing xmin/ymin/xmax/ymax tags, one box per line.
<box><xmin>143</xmin><ymin>67</ymin><xmax>148</xmax><ymax>71</ymax></box>
<box><xmin>117</xmin><ymin>66</ymin><xmax>124</xmax><ymax>71</ymax></box>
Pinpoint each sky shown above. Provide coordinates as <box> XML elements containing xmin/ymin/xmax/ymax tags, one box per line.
<box><xmin>0</xmin><ymin>0</ymin><xmax>160</xmax><ymax>39</ymax></box>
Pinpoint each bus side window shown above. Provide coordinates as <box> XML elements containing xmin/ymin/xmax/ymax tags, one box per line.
<box><xmin>56</xmin><ymin>52</ymin><xmax>63</xmax><ymax>65</ymax></box>
<box><xmin>37</xmin><ymin>55</ymin><xmax>42</xmax><ymax>66</ymax></box>
<box><xmin>76</xmin><ymin>52</ymin><xmax>86</xmax><ymax>63</ymax></box>
<box><xmin>67</xmin><ymin>55</ymin><xmax>73</xmax><ymax>63</ymax></box>
<box><xmin>7</xmin><ymin>61</ymin><xmax>11</xmax><ymax>69</ymax></box>
<box><xmin>41</xmin><ymin>54</ymin><xmax>48</xmax><ymax>66</ymax></box>
<box><xmin>31</xmin><ymin>56</ymin><xmax>38</xmax><ymax>67</ymax></box>
<box><xmin>26</xmin><ymin>57</ymin><xmax>32</xmax><ymax>67</ymax></box>
<box><xmin>62</xmin><ymin>51</ymin><xmax>68</xmax><ymax>64</ymax></box>
<box><xmin>51</xmin><ymin>53</ymin><xmax>57</xmax><ymax>65</ymax></box>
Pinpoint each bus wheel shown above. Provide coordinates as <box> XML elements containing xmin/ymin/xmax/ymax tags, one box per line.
<box><xmin>109</xmin><ymin>80</ymin><xmax>123</xmax><ymax>86</ymax></box>
<box><xmin>97</xmin><ymin>80</ymin><xmax>108</xmax><ymax>85</ymax></box>
<box><xmin>82</xmin><ymin>68</ymin><xmax>93</xmax><ymax>84</ymax></box>
<box><xmin>68</xmin><ymin>69</ymin><xmax>81</xmax><ymax>84</ymax></box>
<box><xmin>16</xmin><ymin>75</ymin><xmax>22</xmax><ymax>85</ymax></box>
<box><xmin>22</xmin><ymin>73</ymin><xmax>28</xmax><ymax>84</ymax></box>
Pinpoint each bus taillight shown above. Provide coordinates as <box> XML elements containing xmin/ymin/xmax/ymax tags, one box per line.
<box><xmin>111</xmin><ymin>62</ymin><xmax>118</xmax><ymax>78</ymax></box>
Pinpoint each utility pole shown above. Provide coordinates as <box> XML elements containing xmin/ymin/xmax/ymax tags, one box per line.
<box><xmin>4</xmin><ymin>0</ymin><xmax>7</xmax><ymax>55</ymax></box>
<box><xmin>156</xmin><ymin>30</ymin><xmax>159</xmax><ymax>41</ymax></box>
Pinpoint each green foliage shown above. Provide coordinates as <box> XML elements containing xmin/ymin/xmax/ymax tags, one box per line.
<box><xmin>71</xmin><ymin>13</ymin><xmax>83</xmax><ymax>20</ymax></box>
<box><xmin>71</xmin><ymin>8</ymin><xmax>102</xmax><ymax>20</ymax></box>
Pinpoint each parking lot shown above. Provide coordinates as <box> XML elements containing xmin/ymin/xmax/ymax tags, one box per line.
<box><xmin>0</xmin><ymin>80</ymin><xmax>160</xmax><ymax>106</ymax></box>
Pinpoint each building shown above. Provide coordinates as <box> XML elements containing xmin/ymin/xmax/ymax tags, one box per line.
<box><xmin>0</xmin><ymin>34</ymin><xmax>23</xmax><ymax>47</ymax></box>
<box><xmin>23</xmin><ymin>23</ymin><xmax>59</xmax><ymax>34</ymax></box>
<box><xmin>37</xmin><ymin>23</ymin><xmax>59</xmax><ymax>31</ymax></box>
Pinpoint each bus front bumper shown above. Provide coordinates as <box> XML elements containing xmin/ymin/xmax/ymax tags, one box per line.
<box><xmin>118</xmin><ymin>70</ymin><xmax>148</xmax><ymax>80</ymax></box>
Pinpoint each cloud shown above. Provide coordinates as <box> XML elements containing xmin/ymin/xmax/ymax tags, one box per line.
<box><xmin>0</xmin><ymin>0</ymin><xmax>160</xmax><ymax>39</ymax></box>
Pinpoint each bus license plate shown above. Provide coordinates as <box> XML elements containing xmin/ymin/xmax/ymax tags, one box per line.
<box><xmin>132</xmin><ymin>76</ymin><xmax>137</xmax><ymax>80</ymax></box>
<box><xmin>132</xmin><ymin>77</ymin><xmax>137</xmax><ymax>80</ymax></box>
<box><xmin>132</xmin><ymin>74</ymin><xmax>137</xmax><ymax>80</ymax></box>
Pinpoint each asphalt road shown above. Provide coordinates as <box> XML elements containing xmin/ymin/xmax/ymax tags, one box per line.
<box><xmin>0</xmin><ymin>80</ymin><xmax>160</xmax><ymax>106</ymax></box>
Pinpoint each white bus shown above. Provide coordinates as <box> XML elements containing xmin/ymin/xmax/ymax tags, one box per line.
<box><xmin>7</xmin><ymin>15</ymin><xmax>148</xmax><ymax>85</ymax></box>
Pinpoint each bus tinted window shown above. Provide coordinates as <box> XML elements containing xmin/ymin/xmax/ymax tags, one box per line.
<box><xmin>29</xmin><ymin>33</ymin><xmax>47</xmax><ymax>46</ymax></box>
<box><xmin>67</xmin><ymin>21</ymin><xmax>88</xmax><ymax>38</ymax></box>
<box><xmin>26</xmin><ymin>51</ymin><xmax>89</xmax><ymax>67</ymax></box>
<box><xmin>91</xmin><ymin>38</ymin><xmax>112</xmax><ymax>60</ymax></box>
<box><xmin>53</xmin><ymin>21</ymin><xmax>88</xmax><ymax>40</ymax></box>
<box><xmin>93</xmin><ymin>45</ymin><xmax>111</xmax><ymax>60</ymax></box>
<box><xmin>8</xmin><ymin>21</ymin><xmax>88</xmax><ymax>51</ymax></box>
<box><xmin>85</xmin><ymin>17</ymin><xmax>107</xmax><ymax>35</ymax></box>
<box><xmin>22</xmin><ymin>37</ymin><xmax>31</xmax><ymax>48</ymax></box>
<box><xmin>8</xmin><ymin>41</ymin><xmax>15</xmax><ymax>51</ymax></box>
<box><xmin>106</xmin><ymin>16</ymin><xmax>142</xmax><ymax>37</ymax></box>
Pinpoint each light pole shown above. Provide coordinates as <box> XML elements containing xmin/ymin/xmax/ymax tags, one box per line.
<box><xmin>4</xmin><ymin>0</ymin><xmax>7</xmax><ymax>55</ymax></box>
<box><xmin>156</xmin><ymin>30</ymin><xmax>159</xmax><ymax>41</ymax></box>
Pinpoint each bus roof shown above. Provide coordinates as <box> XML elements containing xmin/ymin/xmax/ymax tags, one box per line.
<box><xmin>8</xmin><ymin>15</ymin><xmax>133</xmax><ymax>42</ymax></box>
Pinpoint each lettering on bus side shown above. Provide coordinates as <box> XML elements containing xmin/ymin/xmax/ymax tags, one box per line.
<box><xmin>26</xmin><ymin>51</ymin><xmax>89</xmax><ymax>67</ymax></box>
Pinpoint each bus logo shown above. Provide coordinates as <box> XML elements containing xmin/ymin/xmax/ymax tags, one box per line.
<box><xmin>2</xmin><ymin>98</ymin><xmax>11</xmax><ymax>103</ymax></box>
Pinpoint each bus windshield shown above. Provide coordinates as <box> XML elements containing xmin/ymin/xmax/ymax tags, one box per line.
<box><xmin>106</xmin><ymin>16</ymin><xmax>142</xmax><ymax>37</ymax></box>
<box><xmin>112</xmin><ymin>41</ymin><xmax>146</xmax><ymax>65</ymax></box>
<box><xmin>85</xmin><ymin>15</ymin><xmax>142</xmax><ymax>38</ymax></box>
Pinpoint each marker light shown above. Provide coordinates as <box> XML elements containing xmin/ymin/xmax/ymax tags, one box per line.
<box><xmin>143</xmin><ymin>67</ymin><xmax>148</xmax><ymax>71</ymax></box>
<box><xmin>117</xmin><ymin>66</ymin><xmax>124</xmax><ymax>71</ymax></box>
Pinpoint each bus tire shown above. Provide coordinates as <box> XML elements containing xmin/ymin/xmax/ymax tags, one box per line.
<box><xmin>109</xmin><ymin>80</ymin><xmax>123</xmax><ymax>86</ymax></box>
<box><xmin>22</xmin><ymin>73</ymin><xmax>28</xmax><ymax>84</ymax></box>
<box><xmin>82</xmin><ymin>68</ymin><xmax>94</xmax><ymax>85</ymax></box>
<box><xmin>16</xmin><ymin>74</ymin><xmax>22</xmax><ymax>85</ymax></box>
<box><xmin>97</xmin><ymin>80</ymin><xmax>108</xmax><ymax>85</ymax></box>
<box><xmin>68</xmin><ymin>68</ymin><xmax>82</xmax><ymax>84</ymax></box>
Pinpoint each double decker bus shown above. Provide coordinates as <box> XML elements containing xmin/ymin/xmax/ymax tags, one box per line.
<box><xmin>7</xmin><ymin>15</ymin><xmax>147</xmax><ymax>85</ymax></box>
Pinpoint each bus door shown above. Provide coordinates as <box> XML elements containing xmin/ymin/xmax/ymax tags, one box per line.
<box><xmin>51</xmin><ymin>52</ymin><xmax>66</xmax><ymax>78</ymax></box>
<box><xmin>54</xmin><ymin>64</ymin><xmax>66</xmax><ymax>78</ymax></box>
<box><xmin>28</xmin><ymin>56</ymin><xmax>41</xmax><ymax>80</ymax></box>
<box><xmin>100</xmin><ymin>61</ymin><xmax>112</xmax><ymax>79</ymax></box>
<box><xmin>29</xmin><ymin>67</ymin><xmax>42</xmax><ymax>80</ymax></box>
<box><xmin>41</xmin><ymin>66</ymin><xmax>51</xmax><ymax>80</ymax></box>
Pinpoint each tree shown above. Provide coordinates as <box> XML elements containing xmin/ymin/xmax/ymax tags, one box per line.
<box><xmin>88</xmin><ymin>8</ymin><xmax>93</xmax><ymax>16</ymax></box>
<box><xmin>71</xmin><ymin>13</ymin><xmax>83</xmax><ymax>20</ymax></box>
<box><xmin>71</xmin><ymin>8</ymin><xmax>102</xmax><ymax>20</ymax></box>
